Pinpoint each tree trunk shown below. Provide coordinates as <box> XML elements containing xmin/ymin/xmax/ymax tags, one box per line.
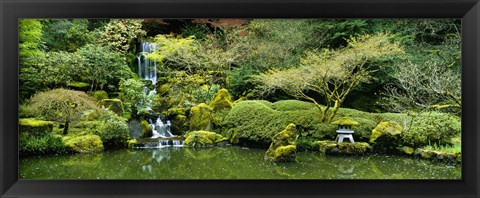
<box><xmin>63</xmin><ymin>120</ymin><xmax>69</xmax><ymax>135</ymax></box>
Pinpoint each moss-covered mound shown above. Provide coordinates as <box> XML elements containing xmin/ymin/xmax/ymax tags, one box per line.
<box><xmin>223</xmin><ymin>100</ymin><xmax>335</xmax><ymax>146</ymax></box>
<box><xmin>316</xmin><ymin>140</ymin><xmax>371</xmax><ymax>155</ymax></box>
<box><xmin>99</xmin><ymin>99</ymin><xmax>124</xmax><ymax>116</ymax></box>
<box><xmin>62</xmin><ymin>135</ymin><xmax>104</xmax><ymax>153</ymax></box>
<box><xmin>264</xmin><ymin>123</ymin><xmax>298</xmax><ymax>162</ymax></box>
<box><xmin>166</xmin><ymin>107</ymin><xmax>189</xmax><ymax>135</ymax></box>
<box><xmin>184</xmin><ymin>131</ymin><xmax>227</xmax><ymax>147</ymax></box>
<box><xmin>369</xmin><ymin>121</ymin><xmax>403</xmax><ymax>153</ymax></box>
<box><xmin>209</xmin><ymin>88</ymin><xmax>233</xmax><ymax>111</ymax></box>
<box><xmin>189</xmin><ymin>103</ymin><xmax>213</xmax><ymax>131</ymax></box>
<box><xmin>19</xmin><ymin>118</ymin><xmax>53</xmax><ymax>135</ymax></box>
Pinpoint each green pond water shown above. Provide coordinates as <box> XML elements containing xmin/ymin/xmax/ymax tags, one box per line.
<box><xmin>20</xmin><ymin>146</ymin><xmax>461</xmax><ymax>179</ymax></box>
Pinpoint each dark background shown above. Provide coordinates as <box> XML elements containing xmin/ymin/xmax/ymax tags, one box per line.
<box><xmin>1</xmin><ymin>0</ymin><xmax>479</xmax><ymax>197</ymax></box>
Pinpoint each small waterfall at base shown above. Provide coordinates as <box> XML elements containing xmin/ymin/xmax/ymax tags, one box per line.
<box><xmin>155</xmin><ymin>139</ymin><xmax>184</xmax><ymax>148</ymax></box>
<box><xmin>150</xmin><ymin>118</ymin><xmax>174</xmax><ymax>138</ymax></box>
<box><xmin>172</xmin><ymin>140</ymin><xmax>184</xmax><ymax>147</ymax></box>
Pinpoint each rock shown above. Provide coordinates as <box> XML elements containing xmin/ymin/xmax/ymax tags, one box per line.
<box><xmin>398</xmin><ymin>146</ymin><xmax>415</xmax><ymax>155</ymax></box>
<box><xmin>209</xmin><ymin>89</ymin><xmax>233</xmax><ymax>128</ymax></box>
<box><xmin>99</xmin><ymin>99</ymin><xmax>124</xmax><ymax>116</ymax></box>
<box><xmin>189</xmin><ymin>103</ymin><xmax>213</xmax><ymax>131</ymax></box>
<box><xmin>184</xmin><ymin>131</ymin><xmax>227</xmax><ymax>147</ymax></box>
<box><xmin>264</xmin><ymin>123</ymin><xmax>298</xmax><ymax>162</ymax></box>
<box><xmin>167</xmin><ymin>107</ymin><xmax>189</xmax><ymax>135</ymax></box>
<box><xmin>140</xmin><ymin>119</ymin><xmax>153</xmax><ymax>138</ymax></box>
<box><xmin>62</xmin><ymin>135</ymin><xmax>104</xmax><ymax>153</ymax></box>
<box><xmin>316</xmin><ymin>140</ymin><xmax>371</xmax><ymax>155</ymax></box>
<box><xmin>369</xmin><ymin>121</ymin><xmax>402</xmax><ymax>153</ymax></box>
<box><xmin>209</xmin><ymin>88</ymin><xmax>233</xmax><ymax>111</ymax></box>
<box><xmin>127</xmin><ymin>139</ymin><xmax>137</xmax><ymax>149</ymax></box>
<box><xmin>19</xmin><ymin>118</ymin><xmax>54</xmax><ymax>135</ymax></box>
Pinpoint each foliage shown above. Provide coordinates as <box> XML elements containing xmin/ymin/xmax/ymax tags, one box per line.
<box><xmin>41</xmin><ymin>19</ymin><xmax>93</xmax><ymax>52</ymax></box>
<box><xmin>147</xmin><ymin>34</ymin><xmax>200</xmax><ymax>72</ymax></box>
<box><xmin>118</xmin><ymin>78</ymin><xmax>155</xmax><ymax>115</ymax></box>
<box><xmin>98</xmin><ymin>19</ymin><xmax>146</xmax><ymax>53</ymax></box>
<box><xmin>402</xmin><ymin>112</ymin><xmax>461</xmax><ymax>147</ymax></box>
<box><xmin>19</xmin><ymin>133</ymin><xmax>67</xmax><ymax>156</ymax></box>
<box><xmin>26</xmin><ymin>89</ymin><xmax>99</xmax><ymax>122</ymax></box>
<box><xmin>255</xmin><ymin>34</ymin><xmax>403</xmax><ymax>123</ymax></box>
<box><xmin>91</xmin><ymin>90</ymin><xmax>109</xmax><ymax>101</ymax></box>
<box><xmin>77</xmin><ymin>44</ymin><xmax>132</xmax><ymax>91</ymax></box>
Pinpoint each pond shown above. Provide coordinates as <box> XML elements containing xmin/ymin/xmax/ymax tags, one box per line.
<box><xmin>20</xmin><ymin>146</ymin><xmax>461</xmax><ymax>180</ymax></box>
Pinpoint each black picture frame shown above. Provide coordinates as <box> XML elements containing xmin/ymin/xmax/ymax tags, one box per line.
<box><xmin>1</xmin><ymin>0</ymin><xmax>479</xmax><ymax>197</ymax></box>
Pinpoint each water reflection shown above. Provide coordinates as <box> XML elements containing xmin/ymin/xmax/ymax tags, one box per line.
<box><xmin>19</xmin><ymin>147</ymin><xmax>461</xmax><ymax>180</ymax></box>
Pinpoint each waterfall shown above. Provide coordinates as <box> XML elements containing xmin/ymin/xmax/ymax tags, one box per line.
<box><xmin>137</xmin><ymin>42</ymin><xmax>158</xmax><ymax>85</ymax></box>
<box><xmin>150</xmin><ymin>118</ymin><xmax>174</xmax><ymax>138</ymax></box>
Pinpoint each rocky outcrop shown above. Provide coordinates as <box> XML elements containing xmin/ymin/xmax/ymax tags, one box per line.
<box><xmin>264</xmin><ymin>123</ymin><xmax>298</xmax><ymax>162</ymax></box>
<box><xmin>369</xmin><ymin>121</ymin><xmax>402</xmax><ymax>153</ymax></box>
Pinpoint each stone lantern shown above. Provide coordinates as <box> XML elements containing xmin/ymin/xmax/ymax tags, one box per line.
<box><xmin>331</xmin><ymin>118</ymin><xmax>359</xmax><ymax>143</ymax></box>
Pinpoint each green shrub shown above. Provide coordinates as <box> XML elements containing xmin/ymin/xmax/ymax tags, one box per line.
<box><xmin>19</xmin><ymin>133</ymin><xmax>67</xmax><ymax>156</ymax></box>
<box><xmin>402</xmin><ymin>112</ymin><xmax>461</xmax><ymax>147</ymax></box>
<box><xmin>75</xmin><ymin>109</ymin><xmax>130</xmax><ymax>149</ymax></box>
<box><xmin>99</xmin><ymin>99</ymin><xmax>124</xmax><ymax>116</ymax></box>
<box><xmin>27</xmin><ymin>88</ymin><xmax>99</xmax><ymax>122</ymax></box>
<box><xmin>271</xmin><ymin>100</ymin><xmax>316</xmax><ymax>111</ymax></box>
<box><xmin>19</xmin><ymin>118</ymin><xmax>53</xmax><ymax>135</ymax></box>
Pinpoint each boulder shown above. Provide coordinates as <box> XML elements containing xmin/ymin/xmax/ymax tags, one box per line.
<box><xmin>140</xmin><ymin>119</ymin><xmax>153</xmax><ymax>138</ymax></box>
<box><xmin>167</xmin><ymin>107</ymin><xmax>189</xmax><ymax>135</ymax></box>
<box><xmin>189</xmin><ymin>103</ymin><xmax>213</xmax><ymax>131</ymax></box>
<box><xmin>264</xmin><ymin>123</ymin><xmax>298</xmax><ymax>162</ymax></box>
<box><xmin>316</xmin><ymin>140</ymin><xmax>371</xmax><ymax>155</ymax></box>
<box><xmin>99</xmin><ymin>99</ymin><xmax>124</xmax><ymax>116</ymax></box>
<box><xmin>369</xmin><ymin>121</ymin><xmax>402</xmax><ymax>153</ymax></box>
<box><xmin>19</xmin><ymin>118</ymin><xmax>53</xmax><ymax>135</ymax></box>
<box><xmin>209</xmin><ymin>89</ymin><xmax>233</xmax><ymax>128</ymax></box>
<box><xmin>184</xmin><ymin>131</ymin><xmax>227</xmax><ymax>147</ymax></box>
<box><xmin>62</xmin><ymin>135</ymin><xmax>104</xmax><ymax>153</ymax></box>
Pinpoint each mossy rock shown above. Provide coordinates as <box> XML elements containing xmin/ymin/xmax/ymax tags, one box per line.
<box><xmin>127</xmin><ymin>139</ymin><xmax>137</xmax><ymax>149</ymax></box>
<box><xmin>62</xmin><ymin>135</ymin><xmax>104</xmax><ymax>153</ymax></box>
<box><xmin>167</xmin><ymin>107</ymin><xmax>189</xmax><ymax>134</ymax></box>
<box><xmin>19</xmin><ymin>118</ymin><xmax>54</xmax><ymax>135</ymax></box>
<box><xmin>316</xmin><ymin>140</ymin><xmax>371</xmax><ymax>155</ymax></box>
<box><xmin>189</xmin><ymin>103</ymin><xmax>213</xmax><ymax>131</ymax></box>
<box><xmin>140</xmin><ymin>119</ymin><xmax>153</xmax><ymax>138</ymax></box>
<box><xmin>91</xmin><ymin>90</ymin><xmax>109</xmax><ymax>101</ymax></box>
<box><xmin>398</xmin><ymin>146</ymin><xmax>415</xmax><ymax>155</ymax></box>
<box><xmin>99</xmin><ymin>99</ymin><xmax>124</xmax><ymax>116</ymax></box>
<box><xmin>369</xmin><ymin>121</ymin><xmax>403</xmax><ymax>153</ymax></box>
<box><xmin>184</xmin><ymin>131</ymin><xmax>227</xmax><ymax>147</ymax></box>
<box><xmin>264</xmin><ymin>124</ymin><xmax>298</xmax><ymax>162</ymax></box>
<box><xmin>209</xmin><ymin>88</ymin><xmax>233</xmax><ymax>111</ymax></box>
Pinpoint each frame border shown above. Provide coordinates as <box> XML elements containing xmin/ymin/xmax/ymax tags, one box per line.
<box><xmin>1</xmin><ymin>0</ymin><xmax>479</xmax><ymax>197</ymax></box>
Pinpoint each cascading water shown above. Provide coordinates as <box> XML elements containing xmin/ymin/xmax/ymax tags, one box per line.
<box><xmin>137</xmin><ymin>42</ymin><xmax>158</xmax><ymax>85</ymax></box>
<box><xmin>150</xmin><ymin>118</ymin><xmax>174</xmax><ymax>138</ymax></box>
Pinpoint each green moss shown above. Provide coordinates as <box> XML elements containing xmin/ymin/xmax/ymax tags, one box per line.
<box><xmin>264</xmin><ymin>124</ymin><xmax>299</xmax><ymax>162</ymax></box>
<box><xmin>140</xmin><ymin>119</ymin><xmax>152</xmax><ymax>137</ymax></box>
<box><xmin>99</xmin><ymin>99</ymin><xmax>125</xmax><ymax>116</ymax></box>
<box><xmin>209</xmin><ymin>88</ymin><xmax>233</xmax><ymax>111</ymax></box>
<box><xmin>399</xmin><ymin>146</ymin><xmax>415</xmax><ymax>155</ymax></box>
<box><xmin>92</xmin><ymin>90</ymin><xmax>109</xmax><ymax>101</ymax></box>
<box><xmin>19</xmin><ymin>133</ymin><xmax>68</xmax><ymax>156</ymax></box>
<box><xmin>316</xmin><ymin>140</ymin><xmax>371</xmax><ymax>155</ymax></box>
<box><xmin>331</xmin><ymin>117</ymin><xmax>360</xmax><ymax>126</ymax></box>
<box><xmin>189</xmin><ymin>103</ymin><xmax>213</xmax><ymax>131</ymax></box>
<box><xmin>67</xmin><ymin>81</ymin><xmax>90</xmax><ymax>90</ymax></box>
<box><xmin>369</xmin><ymin>121</ymin><xmax>403</xmax><ymax>153</ymax></box>
<box><xmin>127</xmin><ymin>139</ymin><xmax>137</xmax><ymax>149</ymax></box>
<box><xmin>19</xmin><ymin>118</ymin><xmax>54</xmax><ymax>134</ymax></box>
<box><xmin>62</xmin><ymin>134</ymin><xmax>104</xmax><ymax>153</ymax></box>
<box><xmin>167</xmin><ymin>107</ymin><xmax>187</xmax><ymax>116</ymax></box>
<box><xmin>271</xmin><ymin>100</ymin><xmax>316</xmax><ymax>111</ymax></box>
<box><xmin>184</xmin><ymin>131</ymin><xmax>227</xmax><ymax>147</ymax></box>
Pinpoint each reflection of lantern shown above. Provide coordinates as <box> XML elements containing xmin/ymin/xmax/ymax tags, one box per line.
<box><xmin>331</xmin><ymin>118</ymin><xmax>359</xmax><ymax>143</ymax></box>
